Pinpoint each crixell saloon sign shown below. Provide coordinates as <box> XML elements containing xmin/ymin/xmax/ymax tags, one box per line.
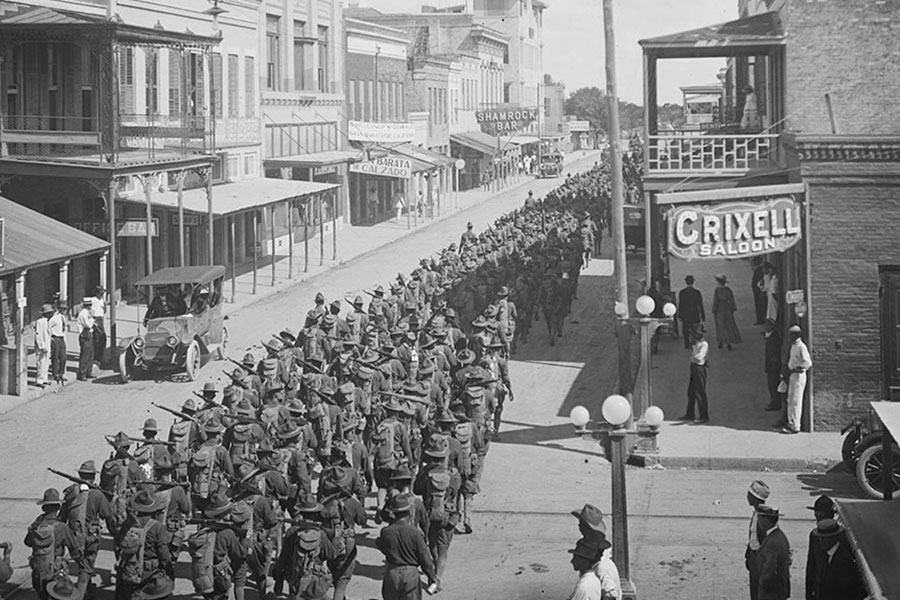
<box><xmin>667</xmin><ymin>196</ymin><xmax>802</xmax><ymax>260</ymax></box>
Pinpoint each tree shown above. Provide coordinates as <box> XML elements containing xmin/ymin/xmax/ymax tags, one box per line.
<box><xmin>564</xmin><ymin>87</ymin><xmax>608</xmax><ymax>135</ymax></box>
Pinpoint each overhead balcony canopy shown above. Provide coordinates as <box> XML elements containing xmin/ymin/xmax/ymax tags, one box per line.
<box><xmin>639</xmin><ymin>11</ymin><xmax>785</xmax><ymax>59</ymax></box>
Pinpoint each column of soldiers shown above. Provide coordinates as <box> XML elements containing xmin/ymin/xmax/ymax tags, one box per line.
<box><xmin>30</xmin><ymin>163</ymin><xmax>617</xmax><ymax>600</ymax></box>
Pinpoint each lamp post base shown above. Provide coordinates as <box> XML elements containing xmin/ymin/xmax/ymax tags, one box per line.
<box><xmin>622</xmin><ymin>577</ymin><xmax>637</xmax><ymax>600</ymax></box>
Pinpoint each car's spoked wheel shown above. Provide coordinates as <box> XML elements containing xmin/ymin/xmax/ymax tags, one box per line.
<box><xmin>119</xmin><ymin>347</ymin><xmax>135</xmax><ymax>383</ymax></box>
<box><xmin>185</xmin><ymin>341</ymin><xmax>201</xmax><ymax>381</ymax></box>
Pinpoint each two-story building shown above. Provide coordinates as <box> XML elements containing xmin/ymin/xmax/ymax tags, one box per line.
<box><xmin>640</xmin><ymin>0</ymin><xmax>900</xmax><ymax>431</ymax></box>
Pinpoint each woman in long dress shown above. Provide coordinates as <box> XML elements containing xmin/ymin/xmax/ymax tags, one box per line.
<box><xmin>712</xmin><ymin>274</ymin><xmax>742</xmax><ymax>350</ymax></box>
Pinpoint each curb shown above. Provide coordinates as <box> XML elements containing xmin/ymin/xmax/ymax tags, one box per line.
<box><xmin>640</xmin><ymin>454</ymin><xmax>842</xmax><ymax>473</ymax></box>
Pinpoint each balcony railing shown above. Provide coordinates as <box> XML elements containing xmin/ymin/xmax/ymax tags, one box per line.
<box><xmin>647</xmin><ymin>132</ymin><xmax>779</xmax><ymax>174</ymax></box>
<box><xmin>1</xmin><ymin>113</ymin><xmax>211</xmax><ymax>165</ymax></box>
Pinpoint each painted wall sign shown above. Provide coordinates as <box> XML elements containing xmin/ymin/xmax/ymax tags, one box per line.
<box><xmin>475</xmin><ymin>108</ymin><xmax>538</xmax><ymax>135</ymax></box>
<box><xmin>348</xmin><ymin>121</ymin><xmax>415</xmax><ymax>144</ymax></box>
<box><xmin>667</xmin><ymin>196</ymin><xmax>802</xmax><ymax>260</ymax></box>
<box><xmin>785</xmin><ymin>289</ymin><xmax>805</xmax><ymax>305</ymax></box>
<box><xmin>349</xmin><ymin>156</ymin><xmax>412</xmax><ymax>179</ymax></box>
<box><xmin>117</xmin><ymin>219</ymin><xmax>159</xmax><ymax>238</ymax></box>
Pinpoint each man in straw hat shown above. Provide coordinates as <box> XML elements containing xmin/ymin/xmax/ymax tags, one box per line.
<box><xmin>805</xmin><ymin>518</ymin><xmax>865</xmax><ymax>600</ymax></box>
<box><xmin>113</xmin><ymin>490</ymin><xmax>172</xmax><ymax>600</ymax></box>
<box><xmin>565</xmin><ymin>535</ymin><xmax>618</xmax><ymax>600</ymax></box>
<box><xmin>745</xmin><ymin>480</ymin><xmax>771</xmax><ymax>600</ymax></box>
<box><xmin>376</xmin><ymin>494</ymin><xmax>437</xmax><ymax>599</ymax></box>
<box><xmin>75</xmin><ymin>297</ymin><xmax>95</xmax><ymax>381</ymax></box>
<box><xmin>25</xmin><ymin>489</ymin><xmax>82</xmax><ymax>600</ymax></box>
<box><xmin>679</xmin><ymin>323</ymin><xmax>710</xmax><ymax>424</ymax></box>
<box><xmin>34</xmin><ymin>303</ymin><xmax>54</xmax><ymax>387</ymax></box>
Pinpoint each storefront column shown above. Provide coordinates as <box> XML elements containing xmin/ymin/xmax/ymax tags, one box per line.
<box><xmin>331</xmin><ymin>191</ymin><xmax>337</xmax><ymax>261</ymax></box>
<box><xmin>58</xmin><ymin>260</ymin><xmax>70</xmax><ymax>305</ymax></box>
<box><xmin>142</xmin><ymin>175</ymin><xmax>154</xmax><ymax>276</ymax></box>
<box><xmin>229</xmin><ymin>216</ymin><xmax>236</xmax><ymax>303</ymax></box>
<box><xmin>176</xmin><ymin>170</ymin><xmax>187</xmax><ymax>267</ymax></box>
<box><xmin>269</xmin><ymin>204</ymin><xmax>276</xmax><ymax>287</ymax></box>
<box><xmin>205</xmin><ymin>169</ymin><xmax>214</xmax><ymax>266</ymax></box>
<box><xmin>99</xmin><ymin>251</ymin><xmax>108</xmax><ymax>291</ymax></box>
<box><xmin>318</xmin><ymin>194</ymin><xmax>324</xmax><ymax>267</ymax></box>
<box><xmin>105</xmin><ymin>179</ymin><xmax>118</xmax><ymax>352</ymax></box>
<box><xmin>406</xmin><ymin>177</ymin><xmax>412</xmax><ymax>229</ymax></box>
<box><xmin>251</xmin><ymin>210</ymin><xmax>258</xmax><ymax>295</ymax></box>
<box><xmin>15</xmin><ymin>270</ymin><xmax>27</xmax><ymax>395</ymax></box>
<box><xmin>304</xmin><ymin>200</ymin><xmax>309</xmax><ymax>273</ymax></box>
<box><xmin>287</xmin><ymin>199</ymin><xmax>294</xmax><ymax>279</ymax></box>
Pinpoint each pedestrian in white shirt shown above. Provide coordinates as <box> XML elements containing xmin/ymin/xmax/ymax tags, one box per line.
<box><xmin>394</xmin><ymin>193</ymin><xmax>405</xmax><ymax>223</ymax></box>
<box><xmin>783</xmin><ymin>324</ymin><xmax>812</xmax><ymax>434</ymax></box>
<box><xmin>48</xmin><ymin>300</ymin><xmax>68</xmax><ymax>384</ymax></box>
<box><xmin>567</xmin><ymin>537</ymin><xmax>620</xmax><ymax>600</ymax></box>
<box><xmin>91</xmin><ymin>285</ymin><xmax>107</xmax><ymax>366</ymax></box>
<box><xmin>76</xmin><ymin>297</ymin><xmax>95</xmax><ymax>381</ymax></box>
<box><xmin>34</xmin><ymin>303</ymin><xmax>54</xmax><ymax>387</ymax></box>
<box><xmin>680</xmin><ymin>323</ymin><xmax>710</xmax><ymax>423</ymax></box>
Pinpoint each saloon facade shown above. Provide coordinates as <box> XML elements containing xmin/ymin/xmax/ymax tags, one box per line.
<box><xmin>641</xmin><ymin>0</ymin><xmax>900</xmax><ymax>430</ymax></box>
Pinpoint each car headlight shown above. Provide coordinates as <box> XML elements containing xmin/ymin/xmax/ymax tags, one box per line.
<box><xmin>132</xmin><ymin>338</ymin><xmax>145</xmax><ymax>350</ymax></box>
<box><xmin>166</xmin><ymin>336</ymin><xmax>178</xmax><ymax>348</ymax></box>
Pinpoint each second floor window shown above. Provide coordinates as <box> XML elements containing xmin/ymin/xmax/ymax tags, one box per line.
<box><xmin>317</xmin><ymin>26</ymin><xmax>329</xmax><ymax>93</ymax></box>
<box><xmin>211</xmin><ymin>52</ymin><xmax>222</xmax><ymax>119</ymax></box>
<box><xmin>266</xmin><ymin>15</ymin><xmax>281</xmax><ymax>91</ymax></box>
<box><xmin>294</xmin><ymin>20</ymin><xmax>311</xmax><ymax>91</ymax></box>
<box><xmin>145</xmin><ymin>49</ymin><xmax>158</xmax><ymax>115</ymax></box>
<box><xmin>119</xmin><ymin>46</ymin><xmax>134</xmax><ymax>114</ymax></box>
<box><xmin>228</xmin><ymin>54</ymin><xmax>239</xmax><ymax>119</ymax></box>
<box><xmin>245</xmin><ymin>56</ymin><xmax>255</xmax><ymax>117</ymax></box>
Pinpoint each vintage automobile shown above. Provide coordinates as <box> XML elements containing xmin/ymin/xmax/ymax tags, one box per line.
<box><xmin>119</xmin><ymin>265</ymin><xmax>228</xmax><ymax>383</ymax></box>
<box><xmin>538</xmin><ymin>153</ymin><xmax>563</xmax><ymax>178</ymax></box>
<box><xmin>841</xmin><ymin>403</ymin><xmax>900</xmax><ymax>499</ymax></box>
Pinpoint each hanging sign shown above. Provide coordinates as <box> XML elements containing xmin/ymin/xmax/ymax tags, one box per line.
<box><xmin>117</xmin><ymin>219</ymin><xmax>159</xmax><ymax>237</ymax></box>
<box><xmin>667</xmin><ymin>196</ymin><xmax>802</xmax><ymax>260</ymax></box>
<box><xmin>349</xmin><ymin>156</ymin><xmax>412</xmax><ymax>179</ymax></box>
<box><xmin>475</xmin><ymin>108</ymin><xmax>538</xmax><ymax>135</ymax></box>
<box><xmin>348</xmin><ymin>121</ymin><xmax>415</xmax><ymax>144</ymax></box>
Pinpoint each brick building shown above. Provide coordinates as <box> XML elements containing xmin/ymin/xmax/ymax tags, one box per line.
<box><xmin>640</xmin><ymin>0</ymin><xmax>900</xmax><ymax>431</ymax></box>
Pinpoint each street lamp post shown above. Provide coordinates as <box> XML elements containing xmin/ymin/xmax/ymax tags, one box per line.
<box><xmin>634</xmin><ymin>294</ymin><xmax>677</xmax><ymax>422</ymax></box>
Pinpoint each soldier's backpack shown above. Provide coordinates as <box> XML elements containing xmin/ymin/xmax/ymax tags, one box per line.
<box><xmin>289</xmin><ymin>530</ymin><xmax>331</xmax><ymax>600</ymax></box>
<box><xmin>453</xmin><ymin>422</ymin><xmax>473</xmax><ymax>477</ymax></box>
<box><xmin>28</xmin><ymin>519</ymin><xmax>63</xmax><ymax>581</ymax></box>
<box><xmin>425</xmin><ymin>469</ymin><xmax>456</xmax><ymax>528</ymax></box>
<box><xmin>0</xmin><ymin>541</ymin><xmax>12</xmax><ymax>583</ymax></box>
<box><xmin>346</xmin><ymin>313</ymin><xmax>363</xmax><ymax>344</ymax></box>
<box><xmin>372</xmin><ymin>420</ymin><xmax>400</xmax><ymax>470</ymax></box>
<box><xmin>117</xmin><ymin>521</ymin><xmax>152</xmax><ymax>585</ymax></box>
<box><xmin>66</xmin><ymin>490</ymin><xmax>100</xmax><ymax>539</ymax></box>
<box><xmin>229</xmin><ymin>424</ymin><xmax>258</xmax><ymax>467</ymax></box>
<box><xmin>187</xmin><ymin>527</ymin><xmax>217</xmax><ymax>594</ymax></box>
<box><xmin>100</xmin><ymin>458</ymin><xmax>130</xmax><ymax>527</ymax></box>
<box><xmin>320</xmin><ymin>498</ymin><xmax>351</xmax><ymax>558</ymax></box>
<box><xmin>189</xmin><ymin>445</ymin><xmax>218</xmax><ymax>500</ymax></box>
<box><xmin>169</xmin><ymin>421</ymin><xmax>194</xmax><ymax>481</ymax></box>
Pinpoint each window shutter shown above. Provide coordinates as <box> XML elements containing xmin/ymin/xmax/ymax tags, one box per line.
<box><xmin>211</xmin><ymin>52</ymin><xmax>222</xmax><ymax>120</ymax></box>
<box><xmin>244</xmin><ymin>56</ymin><xmax>255</xmax><ymax>117</ymax></box>
<box><xmin>228</xmin><ymin>54</ymin><xmax>239</xmax><ymax>118</ymax></box>
<box><xmin>118</xmin><ymin>47</ymin><xmax>134</xmax><ymax>114</ymax></box>
<box><xmin>168</xmin><ymin>48</ymin><xmax>181</xmax><ymax>116</ymax></box>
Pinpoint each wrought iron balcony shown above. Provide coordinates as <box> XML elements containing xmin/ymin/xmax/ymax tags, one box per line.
<box><xmin>646</xmin><ymin>132</ymin><xmax>779</xmax><ymax>174</ymax></box>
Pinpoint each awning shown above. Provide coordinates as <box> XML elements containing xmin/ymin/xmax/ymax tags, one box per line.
<box><xmin>134</xmin><ymin>266</ymin><xmax>227</xmax><ymax>287</ymax></box>
<box><xmin>685</xmin><ymin>94</ymin><xmax>721</xmax><ymax>105</ymax></box>
<box><xmin>393</xmin><ymin>144</ymin><xmax>455</xmax><ymax>167</ymax></box>
<box><xmin>450</xmin><ymin>132</ymin><xmax>517</xmax><ymax>156</ymax></box>
<box><xmin>639</xmin><ymin>11</ymin><xmax>785</xmax><ymax>58</ymax></box>
<box><xmin>835</xmin><ymin>499</ymin><xmax>900</xmax><ymax>600</ymax></box>
<box><xmin>119</xmin><ymin>178</ymin><xmax>341</xmax><ymax>217</ymax></box>
<box><xmin>510</xmin><ymin>136</ymin><xmax>540</xmax><ymax>146</ymax></box>
<box><xmin>264</xmin><ymin>149</ymin><xmax>367</xmax><ymax>170</ymax></box>
<box><xmin>0</xmin><ymin>195</ymin><xmax>109</xmax><ymax>277</ymax></box>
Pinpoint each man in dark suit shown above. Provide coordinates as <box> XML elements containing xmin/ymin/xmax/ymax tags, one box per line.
<box><xmin>755</xmin><ymin>505</ymin><xmax>791</xmax><ymax>600</ymax></box>
<box><xmin>804</xmin><ymin>518</ymin><xmax>865</xmax><ymax>600</ymax></box>
<box><xmin>677</xmin><ymin>275</ymin><xmax>705</xmax><ymax>349</ymax></box>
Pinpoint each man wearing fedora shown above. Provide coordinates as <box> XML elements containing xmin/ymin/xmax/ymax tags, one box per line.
<box><xmin>745</xmin><ymin>480</ymin><xmax>771</xmax><ymax>600</ymax></box>
<box><xmin>677</xmin><ymin>275</ymin><xmax>705</xmax><ymax>350</ymax></box>
<box><xmin>376</xmin><ymin>494</ymin><xmax>437</xmax><ymax>600</ymax></box>
<box><xmin>114</xmin><ymin>490</ymin><xmax>172</xmax><ymax>600</ymax></box>
<box><xmin>25</xmin><ymin>489</ymin><xmax>82</xmax><ymax>600</ymax></box>
<box><xmin>804</xmin><ymin>517</ymin><xmax>865</xmax><ymax>600</ymax></box>
<box><xmin>754</xmin><ymin>504</ymin><xmax>790</xmax><ymax>600</ymax></box>
<box><xmin>565</xmin><ymin>536</ymin><xmax>616</xmax><ymax>600</ymax></box>
<box><xmin>35</xmin><ymin>303</ymin><xmax>54</xmax><ymax>387</ymax></box>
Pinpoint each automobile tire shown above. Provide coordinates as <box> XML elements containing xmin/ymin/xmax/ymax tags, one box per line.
<box><xmin>846</xmin><ymin>432</ymin><xmax>883</xmax><ymax>471</ymax></box>
<box><xmin>118</xmin><ymin>347</ymin><xmax>134</xmax><ymax>383</ymax></box>
<box><xmin>855</xmin><ymin>441</ymin><xmax>900</xmax><ymax>500</ymax></box>
<box><xmin>841</xmin><ymin>429</ymin><xmax>862</xmax><ymax>471</ymax></box>
<box><xmin>185</xmin><ymin>341</ymin><xmax>201</xmax><ymax>382</ymax></box>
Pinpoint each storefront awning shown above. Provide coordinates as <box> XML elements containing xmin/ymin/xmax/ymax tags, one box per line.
<box><xmin>510</xmin><ymin>136</ymin><xmax>540</xmax><ymax>146</ymax></box>
<box><xmin>393</xmin><ymin>144</ymin><xmax>455</xmax><ymax>167</ymax></box>
<box><xmin>450</xmin><ymin>132</ymin><xmax>517</xmax><ymax>156</ymax></box>
<box><xmin>120</xmin><ymin>178</ymin><xmax>341</xmax><ymax>217</ymax></box>
<box><xmin>639</xmin><ymin>11</ymin><xmax>785</xmax><ymax>58</ymax></box>
<box><xmin>0</xmin><ymin>195</ymin><xmax>109</xmax><ymax>277</ymax></box>
<box><xmin>264</xmin><ymin>149</ymin><xmax>367</xmax><ymax>169</ymax></box>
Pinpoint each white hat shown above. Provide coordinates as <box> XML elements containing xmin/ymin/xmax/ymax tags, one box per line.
<box><xmin>82</xmin><ymin>297</ymin><xmax>93</xmax><ymax>306</ymax></box>
<box><xmin>788</xmin><ymin>325</ymin><xmax>801</xmax><ymax>334</ymax></box>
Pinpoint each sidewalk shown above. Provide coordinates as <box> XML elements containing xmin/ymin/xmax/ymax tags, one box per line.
<box><xmin>640</xmin><ymin>254</ymin><xmax>842</xmax><ymax>471</ymax></box>
<box><xmin>1</xmin><ymin>150</ymin><xmax>603</xmax><ymax>413</ymax></box>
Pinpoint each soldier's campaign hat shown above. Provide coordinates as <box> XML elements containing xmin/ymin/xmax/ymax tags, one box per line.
<box><xmin>77</xmin><ymin>460</ymin><xmax>97</xmax><ymax>475</ymax></box>
<box><xmin>417</xmin><ymin>360</ymin><xmax>436</xmax><ymax>376</ymax></box>
<box><xmin>436</xmin><ymin>409</ymin><xmax>458</xmax><ymax>425</ymax></box>
<box><xmin>204</xmin><ymin>418</ymin><xmax>225</xmax><ymax>434</ymax></box>
<box><xmin>286</xmin><ymin>398</ymin><xmax>306</xmax><ymax>415</ymax></box>
<box><xmin>466</xmin><ymin>221</ymin><xmax>474</xmax><ymax>229</ymax></box>
<box><xmin>812</xmin><ymin>518</ymin><xmax>844</xmax><ymax>539</ymax></box>
<box><xmin>571</xmin><ymin>504</ymin><xmax>607</xmax><ymax>535</ymax></box>
<box><xmin>471</xmin><ymin>316</ymin><xmax>488</xmax><ymax>329</ymax></box>
<box><xmin>444</xmin><ymin>308</ymin><xmax>457</xmax><ymax>319</ymax></box>
<box><xmin>142</xmin><ymin>418</ymin><xmax>160</xmax><ymax>433</ymax></box>
<box><xmin>82</xmin><ymin>297</ymin><xmax>93</xmax><ymax>306</ymax></box>
<box><xmin>181</xmin><ymin>398</ymin><xmax>199</xmax><ymax>414</ymax></box>
<box><xmin>234</xmin><ymin>399</ymin><xmax>255</xmax><ymax>418</ymax></box>
<box><xmin>37</xmin><ymin>488</ymin><xmax>61</xmax><ymax>506</ymax></box>
<box><xmin>755</xmin><ymin>504</ymin><xmax>783</xmax><ymax>518</ymax></box>
<box><xmin>390</xmin><ymin>466</ymin><xmax>414</xmax><ymax>481</ymax></box>
<box><xmin>807</xmin><ymin>495</ymin><xmax>835</xmax><ymax>513</ymax></box>
<box><xmin>373</xmin><ymin>285</ymin><xmax>385</xmax><ymax>297</ymax></box>
<box><xmin>387</xmin><ymin>493</ymin><xmax>411</xmax><ymax>514</ymax></box>
<box><xmin>241</xmin><ymin>353</ymin><xmax>256</xmax><ymax>367</ymax></box>
<box><xmin>457</xmin><ymin>349</ymin><xmax>476</xmax><ymax>365</ymax></box>
<box><xmin>389</xmin><ymin>326</ymin><xmax>404</xmax><ymax>338</ymax></box>
<box><xmin>139</xmin><ymin>572</ymin><xmax>175</xmax><ymax>600</ymax></box>
<box><xmin>110</xmin><ymin>431</ymin><xmax>132</xmax><ymax>448</ymax></box>
<box><xmin>353</xmin><ymin>295</ymin><xmax>364</xmax><ymax>306</ymax></box>
<box><xmin>497</xmin><ymin>286</ymin><xmax>509</xmax><ymax>297</ymax></box>
<box><xmin>355</xmin><ymin>365</ymin><xmax>374</xmax><ymax>380</ymax></box>
<box><xmin>130</xmin><ymin>489</ymin><xmax>167</xmax><ymax>514</ymax></box>
<box><xmin>424</xmin><ymin>437</ymin><xmax>448</xmax><ymax>459</ymax></box>
<box><xmin>384</xmin><ymin>397</ymin><xmax>404</xmax><ymax>413</ymax></box>
<box><xmin>230</xmin><ymin>500</ymin><xmax>253</xmax><ymax>525</ymax></box>
<box><xmin>315</xmin><ymin>292</ymin><xmax>325</xmax><ymax>304</ymax></box>
<box><xmin>337</xmin><ymin>382</ymin><xmax>355</xmax><ymax>397</ymax></box>
<box><xmin>276</xmin><ymin>421</ymin><xmax>302</xmax><ymax>441</ymax></box>
<box><xmin>295</xmin><ymin>497</ymin><xmax>324</xmax><ymax>514</ymax></box>
<box><xmin>204</xmin><ymin>491</ymin><xmax>233</xmax><ymax>518</ymax></box>
<box><xmin>748</xmin><ymin>480</ymin><xmax>770</xmax><ymax>501</ymax></box>
<box><xmin>46</xmin><ymin>576</ymin><xmax>79</xmax><ymax>600</ymax></box>
<box><xmin>262</xmin><ymin>337</ymin><xmax>285</xmax><ymax>353</ymax></box>
<box><xmin>41</xmin><ymin>303</ymin><xmax>55</xmax><ymax>315</ymax></box>
<box><xmin>401</xmin><ymin>382</ymin><xmax>426</xmax><ymax>397</ymax></box>
<box><xmin>329</xmin><ymin>299</ymin><xmax>342</xmax><ymax>312</ymax></box>
<box><xmin>202</xmin><ymin>382</ymin><xmax>218</xmax><ymax>395</ymax></box>
<box><xmin>264</xmin><ymin>379</ymin><xmax>284</xmax><ymax>395</ymax></box>
<box><xmin>279</xmin><ymin>328</ymin><xmax>297</xmax><ymax>343</ymax></box>
<box><xmin>230</xmin><ymin>367</ymin><xmax>247</xmax><ymax>383</ymax></box>
<box><xmin>568</xmin><ymin>536</ymin><xmax>610</xmax><ymax>560</ymax></box>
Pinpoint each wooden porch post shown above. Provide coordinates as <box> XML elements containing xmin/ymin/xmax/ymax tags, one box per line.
<box><xmin>205</xmin><ymin>169</ymin><xmax>214</xmax><ymax>265</ymax></box>
<box><xmin>251</xmin><ymin>210</ymin><xmax>258</xmax><ymax>295</ymax></box>
<box><xmin>106</xmin><ymin>179</ymin><xmax>118</xmax><ymax>352</ymax></box>
<box><xmin>318</xmin><ymin>194</ymin><xmax>324</xmax><ymax>267</ymax></box>
<box><xmin>287</xmin><ymin>199</ymin><xmax>294</xmax><ymax>279</ymax></box>
<box><xmin>269</xmin><ymin>204</ymin><xmax>276</xmax><ymax>286</ymax></box>
<box><xmin>304</xmin><ymin>200</ymin><xmax>309</xmax><ymax>273</ymax></box>
<box><xmin>15</xmin><ymin>270</ymin><xmax>27</xmax><ymax>395</ymax></box>
<box><xmin>331</xmin><ymin>190</ymin><xmax>337</xmax><ymax>261</ymax></box>
<box><xmin>59</xmin><ymin>260</ymin><xmax>70</xmax><ymax>306</ymax></box>
<box><xmin>142</xmin><ymin>175</ymin><xmax>154</xmax><ymax>276</ymax></box>
<box><xmin>176</xmin><ymin>170</ymin><xmax>186</xmax><ymax>266</ymax></box>
<box><xmin>229</xmin><ymin>216</ymin><xmax>236</xmax><ymax>303</ymax></box>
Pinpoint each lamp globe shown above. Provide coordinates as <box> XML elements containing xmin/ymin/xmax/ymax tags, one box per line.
<box><xmin>635</xmin><ymin>295</ymin><xmax>655</xmax><ymax>316</ymax></box>
<box><xmin>602</xmin><ymin>394</ymin><xmax>631</xmax><ymax>427</ymax></box>
<box><xmin>663</xmin><ymin>302</ymin><xmax>677</xmax><ymax>318</ymax></box>
<box><xmin>644</xmin><ymin>405</ymin><xmax>665</xmax><ymax>428</ymax></box>
<box><xmin>570</xmin><ymin>406</ymin><xmax>590</xmax><ymax>428</ymax></box>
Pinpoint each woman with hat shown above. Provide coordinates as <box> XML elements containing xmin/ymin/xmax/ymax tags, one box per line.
<box><xmin>34</xmin><ymin>303</ymin><xmax>54</xmax><ymax>388</ymax></box>
<box><xmin>114</xmin><ymin>490</ymin><xmax>172</xmax><ymax>600</ymax></box>
<box><xmin>25</xmin><ymin>489</ymin><xmax>81</xmax><ymax>600</ymax></box>
<box><xmin>712</xmin><ymin>274</ymin><xmax>742</xmax><ymax>351</ymax></box>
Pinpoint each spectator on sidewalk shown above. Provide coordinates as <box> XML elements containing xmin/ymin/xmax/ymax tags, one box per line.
<box><xmin>49</xmin><ymin>300</ymin><xmax>68</xmax><ymax>385</ymax></box>
<box><xmin>76</xmin><ymin>298</ymin><xmax>95</xmax><ymax>381</ymax></box>
<box><xmin>92</xmin><ymin>285</ymin><xmax>107</xmax><ymax>366</ymax></box>
<box><xmin>755</xmin><ymin>504</ymin><xmax>790</xmax><ymax>600</ymax></box>
<box><xmin>34</xmin><ymin>303</ymin><xmax>54</xmax><ymax>388</ymax></box>
<box><xmin>394</xmin><ymin>192</ymin><xmax>405</xmax><ymax>224</ymax></box>
<box><xmin>745</xmin><ymin>480</ymin><xmax>771</xmax><ymax>600</ymax></box>
<box><xmin>751</xmin><ymin>258</ymin><xmax>767</xmax><ymax>325</ymax></box>
<box><xmin>416</xmin><ymin>190</ymin><xmax>424</xmax><ymax>219</ymax></box>
<box><xmin>677</xmin><ymin>275</ymin><xmax>705</xmax><ymax>350</ymax></box>
<box><xmin>367</xmin><ymin>187</ymin><xmax>379</xmax><ymax>223</ymax></box>
<box><xmin>783</xmin><ymin>325</ymin><xmax>812</xmax><ymax>434</ymax></box>
<box><xmin>758</xmin><ymin>263</ymin><xmax>779</xmax><ymax>323</ymax></box>
<box><xmin>680</xmin><ymin>323</ymin><xmax>709</xmax><ymax>424</ymax></box>
<box><xmin>805</xmin><ymin>517</ymin><xmax>865</xmax><ymax>600</ymax></box>
<box><xmin>712</xmin><ymin>274</ymin><xmax>741</xmax><ymax>351</ymax></box>
<box><xmin>764</xmin><ymin>319</ymin><xmax>784</xmax><ymax>412</ymax></box>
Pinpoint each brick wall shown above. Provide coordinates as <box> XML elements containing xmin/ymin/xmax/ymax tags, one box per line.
<box><xmin>785</xmin><ymin>0</ymin><xmax>900</xmax><ymax>135</ymax></box>
<box><xmin>808</xmin><ymin>178</ymin><xmax>900</xmax><ymax>430</ymax></box>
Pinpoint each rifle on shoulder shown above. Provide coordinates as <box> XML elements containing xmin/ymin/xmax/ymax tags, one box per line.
<box><xmin>47</xmin><ymin>468</ymin><xmax>113</xmax><ymax>499</ymax></box>
<box><xmin>152</xmin><ymin>402</ymin><xmax>200</xmax><ymax>424</ymax></box>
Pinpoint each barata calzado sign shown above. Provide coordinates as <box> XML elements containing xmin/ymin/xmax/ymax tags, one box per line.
<box><xmin>667</xmin><ymin>196</ymin><xmax>802</xmax><ymax>260</ymax></box>
<box><xmin>349</xmin><ymin>156</ymin><xmax>412</xmax><ymax>179</ymax></box>
<box><xmin>475</xmin><ymin>108</ymin><xmax>538</xmax><ymax>134</ymax></box>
